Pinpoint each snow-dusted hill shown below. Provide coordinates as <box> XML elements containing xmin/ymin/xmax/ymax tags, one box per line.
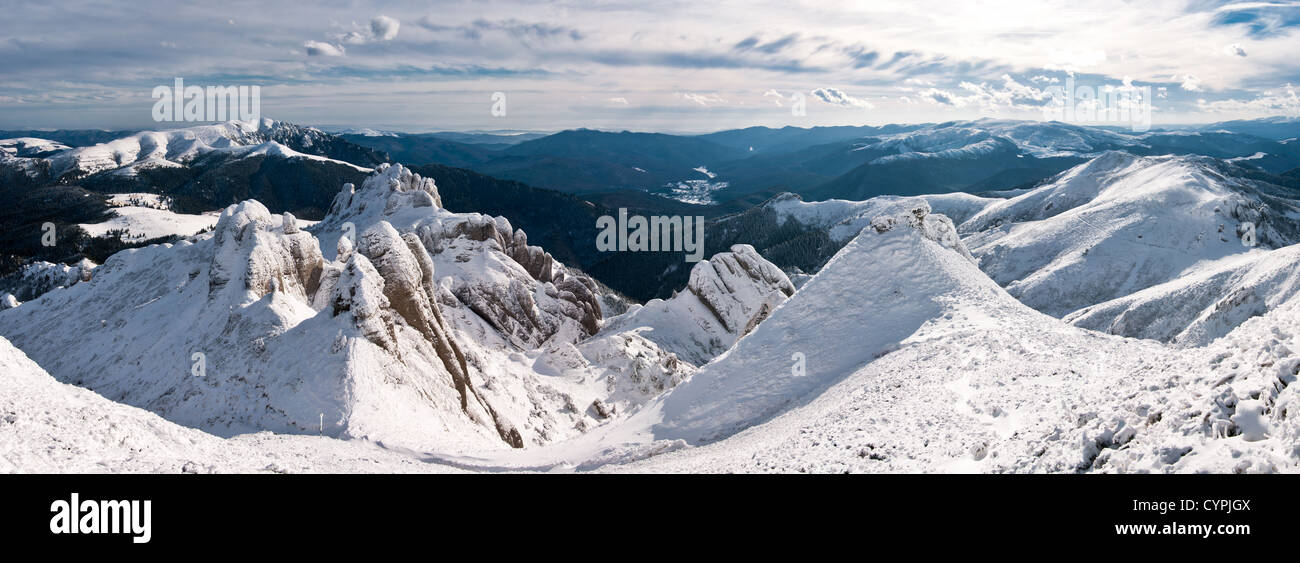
<box><xmin>962</xmin><ymin>152</ymin><xmax>1300</xmax><ymax>318</ymax></box>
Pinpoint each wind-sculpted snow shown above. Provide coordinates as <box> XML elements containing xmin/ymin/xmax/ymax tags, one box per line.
<box><xmin>962</xmin><ymin>153</ymin><xmax>1300</xmax><ymax>318</ymax></box>
<box><xmin>599</xmin><ymin>244</ymin><xmax>795</xmax><ymax>366</ymax></box>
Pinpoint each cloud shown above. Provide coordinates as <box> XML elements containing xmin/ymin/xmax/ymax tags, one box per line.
<box><xmin>607</xmin><ymin>97</ymin><xmax>629</xmax><ymax>105</ymax></box>
<box><xmin>918</xmin><ymin>87</ymin><xmax>957</xmax><ymax>106</ymax></box>
<box><xmin>1030</xmin><ymin>75</ymin><xmax>1060</xmax><ymax>84</ymax></box>
<box><xmin>1197</xmin><ymin>83</ymin><xmax>1299</xmax><ymax>115</ymax></box>
<box><xmin>1179</xmin><ymin>74</ymin><xmax>1203</xmax><ymax>91</ymax></box>
<box><xmin>810</xmin><ymin>87</ymin><xmax>873</xmax><ymax>109</ymax></box>
<box><xmin>327</xmin><ymin>15</ymin><xmax>401</xmax><ymax>50</ymax></box>
<box><xmin>732</xmin><ymin>33</ymin><xmax>802</xmax><ymax>54</ymax></box>
<box><xmin>913</xmin><ymin>75</ymin><xmax>1054</xmax><ymax>110</ymax></box>
<box><xmin>678</xmin><ymin>92</ymin><xmax>726</xmax><ymax>107</ymax></box>
<box><xmin>763</xmin><ymin>89</ymin><xmax>784</xmax><ymax>106</ymax></box>
<box><xmin>304</xmin><ymin>40</ymin><xmax>345</xmax><ymax>57</ymax></box>
<box><xmin>371</xmin><ymin>15</ymin><xmax>400</xmax><ymax>41</ymax></box>
<box><xmin>419</xmin><ymin>17</ymin><xmax>584</xmax><ymax>42</ymax></box>
<box><xmin>1224</xmin><ymin>43</ymin><xmax>1248</xmax><ymax>56</ymax></box>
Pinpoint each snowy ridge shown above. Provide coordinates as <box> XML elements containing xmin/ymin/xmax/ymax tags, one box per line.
<box><xmin>47</xmin><ymin>119</ymin><xmax>370</xmax><ymax>180</ymax></box>
<box><xmin>962</xmin><ymin>153</ymin><xmax>1300</xmax><ymax>318</ymax></box>
<box><xmin>767</xmin><ymin>191</ymin><xmax>996</xmax><ymax>242</ymax></box>
<box><xmin>0</xmin><ymin>137</ymin><xmax>70</xmax><ymax>157</ymax></box>
<box><xmin>652</xmin><ymin>202</ymin><xmax>984</xmax><ymax>443</ymax></box>
<box><xmin>0</xmin><ymin>259</ymin><xmax>95</xmax><ymax>302</ymax></box>
<box><xmin>859</xmin><ymin>119</ymin><xmax>1143</xmax><ymax>159</ymax></box>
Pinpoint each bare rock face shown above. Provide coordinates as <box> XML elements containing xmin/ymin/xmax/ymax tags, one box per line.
<box><xmin>419</xmin><ymin>206</ymin><xmax>602</xmax><ymax>348</ymax></box>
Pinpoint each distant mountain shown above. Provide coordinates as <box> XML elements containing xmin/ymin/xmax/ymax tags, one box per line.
<box><xmin>1194</xmin><ymin>116</ymin><xmax>1300</xmax><ymax>141</ymax></box>
<box><xmin>0</xmin><ymin>119</ymin><xmax>387</xmax><ymax>276</ymax></box>
<box><xmin>342</xmin><ymin>133</ymin><xmax>499</xmax><ymax>168</ymax></box>
<box><xmin>695</xmin><ymin>124</ymin><xmax>927</xmax><ymax>154</ymax></box>
<box><xmin>0</xmin><ymin>129</ymin><xmax>139</xmax><ymax>147</ymax></box>
<box><xmin>476</xmin><ymin>129</ymin><xmax>746</xmax><ymax>194</ymax></box>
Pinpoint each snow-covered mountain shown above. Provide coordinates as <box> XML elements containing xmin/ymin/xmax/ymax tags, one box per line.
<box><xmin>46</xmin><ymin>119</ymin><xmax>381</xmax><ymax>181</ymax></box>
<box><xmin>859</xmin><ymin>118</ymin><xmax>1144</xmax><ymax>160</ymax></box>
<box><xmin>0</xmin><ymin>164</ymin><xmax>728</xmax><ymax>452</ymax></box>
<box><xmin>8</xmin><ymin>119</ymin><xmax>1300</xmax><ymax>474</ymax></box>
<box><xmin>441</xmin><ymin>204</ymin><xmax>1300</xmax><ymax>473</ymax></box>
<box><xmin>962</xmin><ymin>152</ymin><xmax>1300</xmax><ymax>319</ymax></box>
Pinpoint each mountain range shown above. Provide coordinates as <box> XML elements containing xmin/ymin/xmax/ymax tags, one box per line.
<box><xmin>4</xmin><ymin>116</ymin><xmax>1300</xmax><ymax>473</ymax></box>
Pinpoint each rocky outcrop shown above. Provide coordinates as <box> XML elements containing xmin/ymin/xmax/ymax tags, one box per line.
<box><xmin>687</xmin><ymin>244</ymin><xmax>796</xmax><ymax>338</ymax></box>
<box><xmin>0</xmin><ymin>259</ymin><xmax>96</xmax><ymax>302</ymax></box>
<box><xmin>208</xmin><ymin>200</ymin><xmax>324</xmax><ymax>301</ymax></box>
<box><xmin>600</xmin><ymin>244</ymin><xmax>796</xmax><ymax>366</ymax></box>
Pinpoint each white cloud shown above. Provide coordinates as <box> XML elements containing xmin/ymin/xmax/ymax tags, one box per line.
<box><xmin>1179</xmin><ymin>75</ymin><xmax>1203</xmax><ymax>92</ymax></box>
<box><xmin>810</xmin><ymin>87</ymin><xmax>873</xmax><ymax>109</ymax></box>
<box><xmin>1224</xmin><ymin>43</ymin><xmax>1247</xmax><ymax>57</ymax></box>
<box><xmin>304</xmin><ymin>40</ymin><xmax>345</xmax><ymax>57</ymax></box>
<box><xmin>607</xmin><ymin>97</ymin><xmax>629</xmax><ymax>105</ymax></box>
<box><xmin>1197</xmin><ymin>83</ymin><xmax>1300</xmax><ymax>116</ymax></box>
<box><xmin>678</xmin><ymin>92</ymin><xmax>727</xmax><ymax>107</ymax></box>
<box><xmin>914</xmin><ymin>75</ymin><xmax>1052</xmax><ymax>110</ymax></box>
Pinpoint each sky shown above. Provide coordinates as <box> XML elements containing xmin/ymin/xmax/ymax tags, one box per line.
<box><xmin>1</xmin><ymin>0</ymin><xmax>1299</xmax><ymax>133</ymax></box>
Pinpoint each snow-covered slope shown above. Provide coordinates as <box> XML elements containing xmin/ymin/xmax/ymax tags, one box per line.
<box><xmin>641</xmin><ymin>202</ymin><xmax>980</xmax><ymax>444</ymax></box>
<box><xmin>599</xmin><ymin>244</ymin><xmax>795</xmax><ymax>365</ymax></box>
<box><xmin>0</xmin><ymin>259</ymin><xmax>95</xmax><ymax>302</ymax></box>
<box><xmin>595</xmin><ymin>211</ymin><xmax>1300</xmax><ymax>473</ymax></box>
<box><xmin>0</xmin><ymin>335</ymin><xmax>464</xmax><ymax>473</ymax></box>
<box><xmin>1065</xmin><ymin>243</ymin><xmax>1300</xmax><ymax>345</ymax></box>
<box><xmin>962</xmin><ymin>152</ymin><xmax>1300</xmax><ymax>318</ymax></box>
